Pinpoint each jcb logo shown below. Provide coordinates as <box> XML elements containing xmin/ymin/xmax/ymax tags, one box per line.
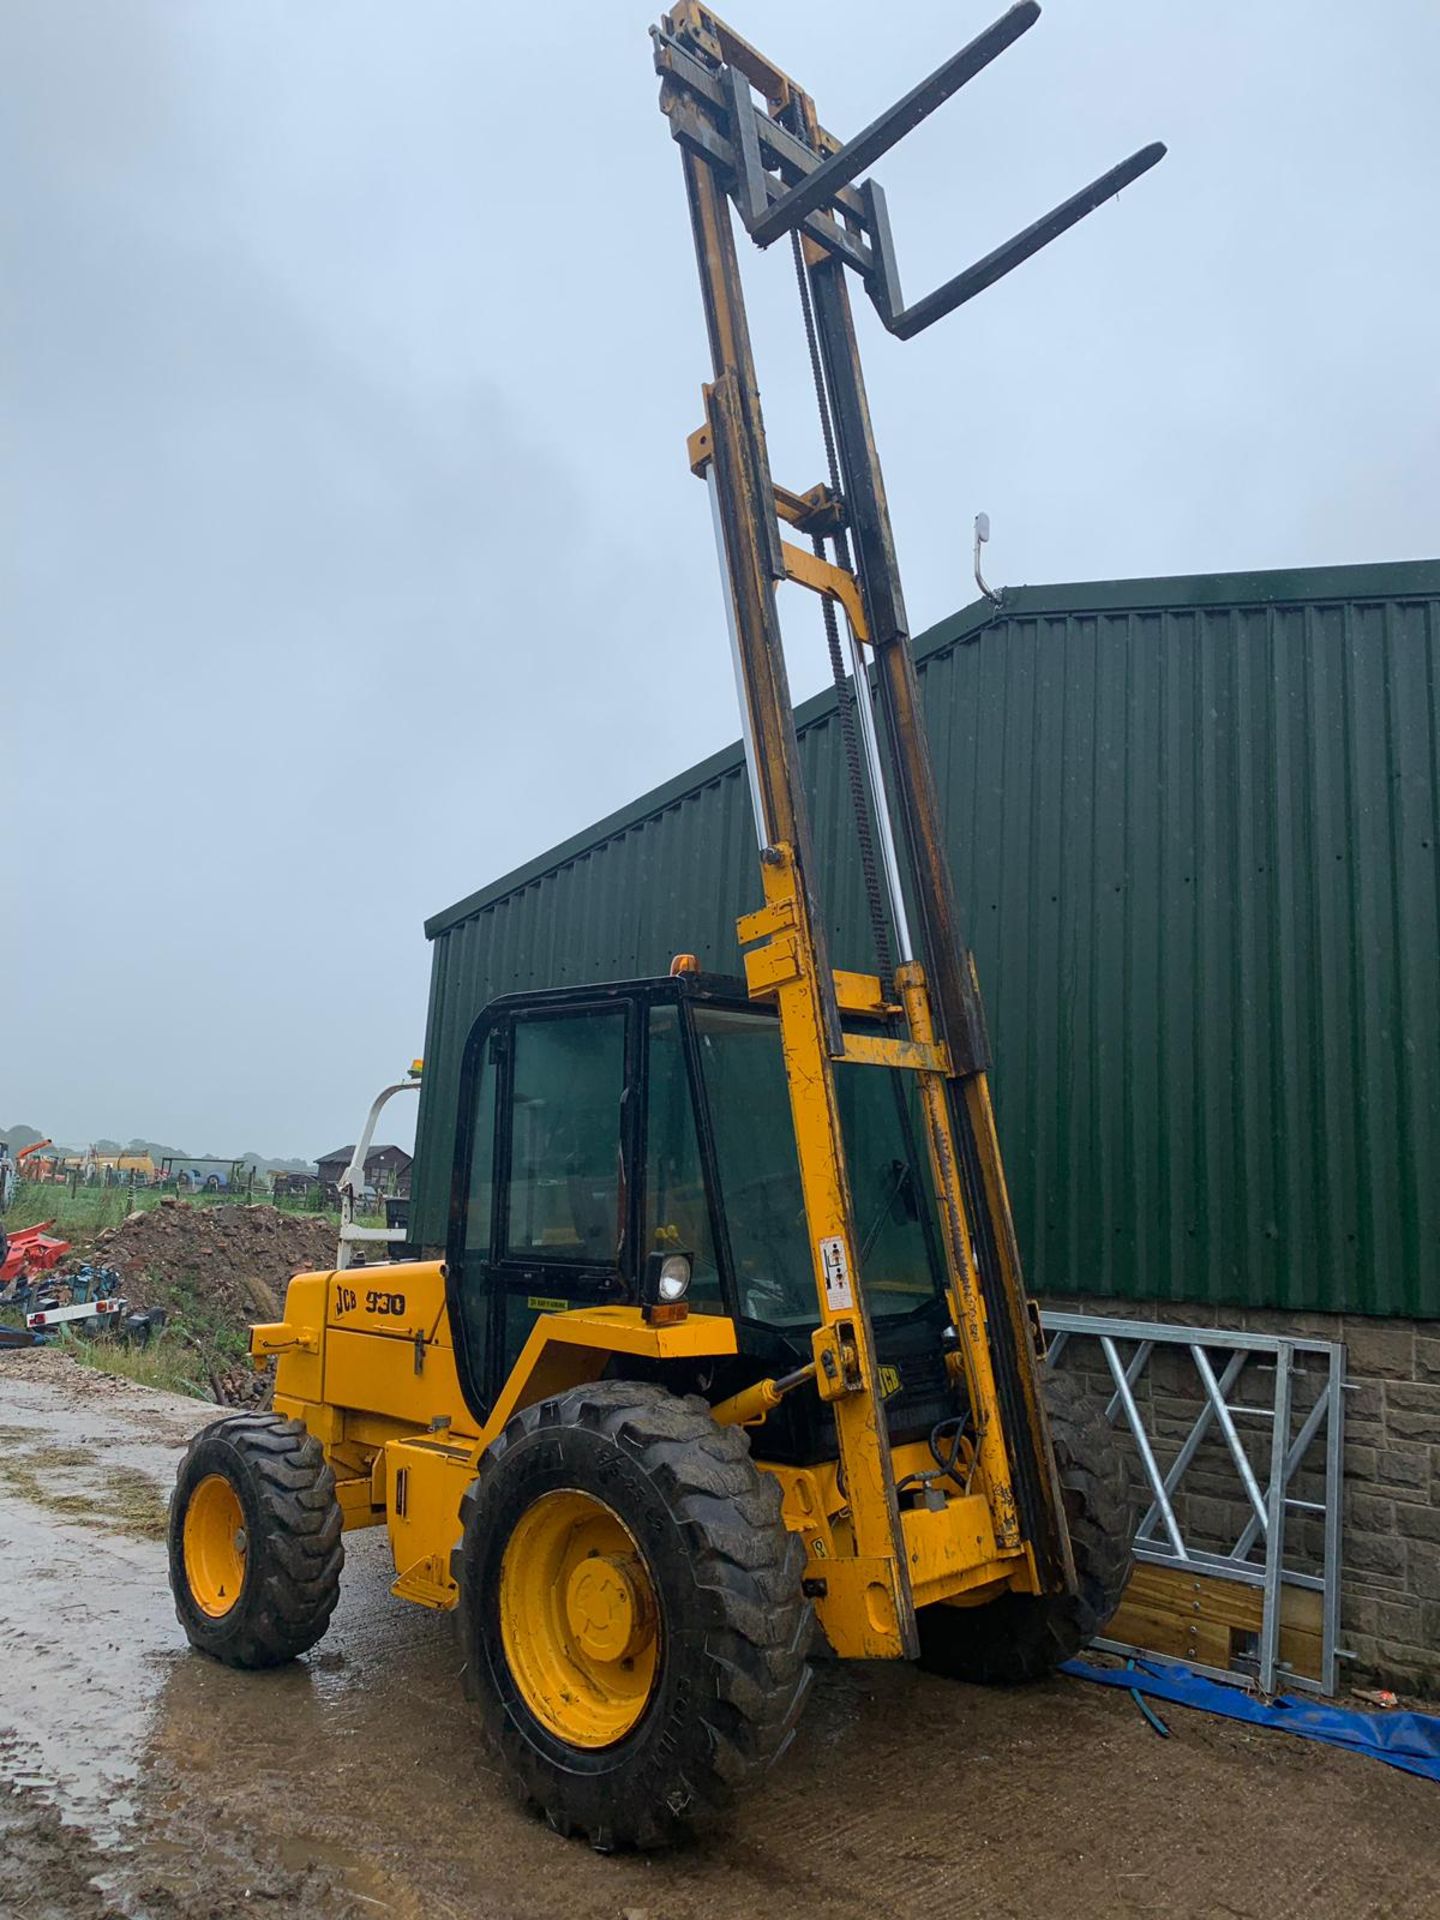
<box><xmin>878</xmin><ymin>1364</ymin><xmax>902</xmax><ymax>1400</ymax></box>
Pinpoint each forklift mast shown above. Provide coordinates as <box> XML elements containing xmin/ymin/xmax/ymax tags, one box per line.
<box><xmin>654</xmin><ymin>3</ymin><xmax>1164</xmax><ymax>1657</ymax></box>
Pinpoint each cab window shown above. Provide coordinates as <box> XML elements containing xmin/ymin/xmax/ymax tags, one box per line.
<box><xmin>464</xmin><ymin>1052</ymin><xmax>498</xmax><ymax>1257</ymax></box>
<box><xmin>505</xmin><ymin>1011</ymin><xmax>625</xmax><ymax>1264</ymax></box>
<box><xmin>693</xmin><ymin>1006</ymin><xmax>813</xmax><ymax>1324</ymax></box>
<box><xmin>644</xmin><ymin>1006</ymin><xmax>721</xmax><ymax>1310</ymax></box>
<box><xmin>693</xmin><ymin>1004</ymin><xmax>947</xmax><ymax>1327</ymax></box>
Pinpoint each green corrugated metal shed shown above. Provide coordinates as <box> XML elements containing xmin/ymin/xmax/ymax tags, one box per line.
<box><xmin>413</xmin><ymin>560</ymin><xmax>1440</xmax><ymax>1320</ymax></box>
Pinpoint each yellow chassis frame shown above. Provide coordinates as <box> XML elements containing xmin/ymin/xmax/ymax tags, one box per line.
<box><xmin>256</xmin><ymin>1241</ymin><xmax>1037</xmax><ymax>1660</ymax></box>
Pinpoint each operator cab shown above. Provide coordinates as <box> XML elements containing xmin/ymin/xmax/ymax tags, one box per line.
<box><xmin>444</xmin><ymin>973</ymin><xmax>965</xmax><ymax>1464</ymax></box>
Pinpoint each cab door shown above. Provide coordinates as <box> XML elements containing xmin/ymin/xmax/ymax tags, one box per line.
<box><xmin>449</xmin><ymin>1000</ymin><xmax>637</xmax><ymax>1418</ymax></box>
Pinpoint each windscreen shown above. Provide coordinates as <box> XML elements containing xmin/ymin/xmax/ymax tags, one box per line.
<box><xmin>692</xmin><ymin>1005</ymin><xmax>947</xmax><ymax>1329</ymax></box>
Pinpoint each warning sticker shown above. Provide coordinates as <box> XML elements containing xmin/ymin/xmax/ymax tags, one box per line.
<box><xmin>818</xmin><ymin>1235</ymin><xmax>854</xmax><ymax>1312</ymax></box>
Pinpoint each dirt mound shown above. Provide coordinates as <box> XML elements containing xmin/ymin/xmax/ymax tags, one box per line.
<box><xmin>86</xmin><ymin>1203</ymin><xmax>339</xmax><ymax>1409</ymax></box>
<box><xmin>95</xmin><ymin>1202</ymin><xmax>335</xmax><ymax>1317</ymax></box>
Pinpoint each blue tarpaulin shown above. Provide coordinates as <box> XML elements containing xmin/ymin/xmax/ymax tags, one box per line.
<box><xmin>1062</xmin><ymin>1658</ymin><xmax>1440</xmax><ymax>1783</ymax></box>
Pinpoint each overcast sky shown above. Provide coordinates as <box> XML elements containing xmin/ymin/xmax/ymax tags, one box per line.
<box><xmin>5</xmin><ymin>2</ymin><xmax>1437</xmax><ymax>1159</ymax></box>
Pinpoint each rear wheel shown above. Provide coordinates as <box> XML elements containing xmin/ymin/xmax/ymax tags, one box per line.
<box><xmin>454</xmin><ymin>1380</ymin><xmax>812</xmax><ymax>1850</ymax></box>
<box><xmin>169</xmin><ymin>1412</ymin><xmax>343</xmax><ymax>1668</ymax></box>
<box><xmin>917</xmin><ymin>1368</ymin><xmax>1135</xmax><ymax>1684</ymax></box>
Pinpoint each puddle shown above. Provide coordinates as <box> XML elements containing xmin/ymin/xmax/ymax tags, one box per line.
<box><xmin>0</xmin><ymin>1394</ymin><xmax>195</xmax><ymax>1846</ymax></box>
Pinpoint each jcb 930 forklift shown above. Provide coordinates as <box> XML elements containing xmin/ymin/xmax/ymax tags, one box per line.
<box><xmin>170</xmin><ymin>4</ymin><xmax>1162</xmax><ymax>1848</ymax></box>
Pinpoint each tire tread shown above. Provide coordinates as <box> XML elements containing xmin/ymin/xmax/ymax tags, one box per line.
<box><xmin>916</xmin><ymin>1367</ymin><xmax>1137</xmax><ymax>1685</ymax></box>
<box><xmin>455</xmin><ymin>1382</ymin><xmax>810</xmax><ymax>1849</ymax></box>
<box><xmin>169</xmin><ymin>1411</ymin><xmax>343</xmax><ymax>1669</ymax></box>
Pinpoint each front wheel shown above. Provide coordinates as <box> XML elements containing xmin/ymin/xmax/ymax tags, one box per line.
<box><xmin>454</xmin><ymin>1380</ymin><xmax>812</xmax><ymax>1850</ymax></box>
<box><xmin>917</xmin><ymin>1367</ymin><xmax>1136</xmax><ymax>1684</ymax></box>
<box><xmin>169</xmin><ymin>1412</ymin><xmax>344</xmax><ymax>1668</ymax></box>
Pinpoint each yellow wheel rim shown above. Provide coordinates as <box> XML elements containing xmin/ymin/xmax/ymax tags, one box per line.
<box><xmin>499</xmin><ymin>1489</ymin><xmax>660</xmax><ymax>1749</ymax></box>
<box><xmin>183</xmin><ymin>1473</ymin><xmax>248</xmax><ymax>1618</ymax></box>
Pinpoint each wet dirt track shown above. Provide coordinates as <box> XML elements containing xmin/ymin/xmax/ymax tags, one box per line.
<box><xmin>3</xmin><ymin>1352</ymin><xmax>1439</xmax><ymax>1920</ymax></box>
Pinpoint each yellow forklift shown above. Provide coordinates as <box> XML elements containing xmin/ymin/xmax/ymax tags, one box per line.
<box><xmin>169</xmin><ymin>5</ymin><xmax>1163</xmax><ymax>1849</ymax></box>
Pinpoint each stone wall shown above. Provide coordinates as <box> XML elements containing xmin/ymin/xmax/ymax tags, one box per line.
<box><xmin>1040</xmin><ymin>1295</ymin><xmax>1440</xmax><ymax>1695</ymax></box>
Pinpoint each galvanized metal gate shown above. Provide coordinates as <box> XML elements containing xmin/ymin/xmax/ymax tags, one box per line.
<box><xmin>1041</xmin><ymin>1310</ymin><xmax>1347</xmax><ymax>1696</ymax></box>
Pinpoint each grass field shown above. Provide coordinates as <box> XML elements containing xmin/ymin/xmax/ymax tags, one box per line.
<box><xmin>4</xmin><ymin>1183</ymin><xmax>343</xmax><ymax>1239</ymax></box>
<box><xmin>58</xmin><ymin>1322</ymin><xmax>236</xmax><ymax>1400</ymax></box>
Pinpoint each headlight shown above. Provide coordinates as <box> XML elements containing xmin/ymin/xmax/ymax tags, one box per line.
<box><xmin>656</xmin><ymin>1254</ymin><xmax>691</xmax><ymax>1303</ymax></box>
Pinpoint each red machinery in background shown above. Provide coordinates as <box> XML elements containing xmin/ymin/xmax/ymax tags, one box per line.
<box><xmin>0</xmin><ymin>1222</ymin><xmax>73</xmax><ymax>1287</ymax></box>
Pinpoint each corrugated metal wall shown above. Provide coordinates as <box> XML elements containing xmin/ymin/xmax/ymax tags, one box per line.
<box><xmin>413</xmin><ymin>562</ymin><xmax>1440</xmax><ymax>1319</ymax></box>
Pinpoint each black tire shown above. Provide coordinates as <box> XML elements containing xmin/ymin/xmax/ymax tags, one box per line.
<box><xmin>916</xmin><ymin>1367</ymin><xmax>1136</xmax><ymax>1684</ymax></box>
<box><xmin>454</xmin><ymin>1379</ymin><xmax>812</xmax><ymax>1850</ymax></box>
<box><xmin>169</xmin><ymin>1412</ymin><xmax>343</xmax><ymax>1669</ymax></box>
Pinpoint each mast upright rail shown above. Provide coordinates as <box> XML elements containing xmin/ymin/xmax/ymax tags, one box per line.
<box><xmin>655</xmin><ymin>3</ymin><xmax>1166</xmax><ymax>1638</ymax></box>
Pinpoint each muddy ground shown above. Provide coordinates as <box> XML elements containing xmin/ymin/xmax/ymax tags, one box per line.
<box><xmin>2</xmin><ymin>1350</ymin><xmax>1438</xmax><ymax>1920</ymax></box>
